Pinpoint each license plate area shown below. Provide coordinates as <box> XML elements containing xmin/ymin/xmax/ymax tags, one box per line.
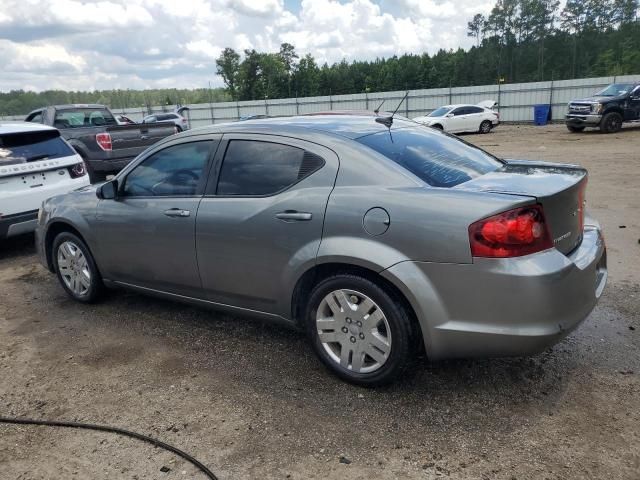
<box><xmin>20</xmin><ymin>169</ymin><xmax>68</xmax><ymax>188</ymax></box>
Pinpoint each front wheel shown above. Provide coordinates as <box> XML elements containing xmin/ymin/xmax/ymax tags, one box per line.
<box><xmin>52</xmin><ymin>232</ymin><xmax>103</xmax><ymax>303</ymax></box>
<box><xmin>566</xmin><ymin>125</ymin><xmax>585</xmax><ymax>133</ymax></box>
<box><xmin>600</xmin><ymin>112</ymin><xmax>623</xmax><ymax>134</ymax></box>
<box><xmin>479</xmin><ymin>120</ymin><xmax>492</xmax><ymax>134</ymax></box>
<box><xmin>305</xmin><ymin>274</ymin><xmax>417</xmax><ymax>386</ymax></box>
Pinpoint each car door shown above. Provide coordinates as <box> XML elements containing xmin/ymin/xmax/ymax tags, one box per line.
<box><xmin>196</xmin><ymin>134</ymin><xmax>339</xmax><ymax>317</ymax></box>
<box><xmin>445</xmin><ymin>107</ymin><xmax>467</xmax><ymax>132</ymax></box>
<box><xmin>94</xmin><ymin>136</ymin><xmax>219</xmax><ymax>295</ymax></box>
<box><xmin>464</xmin><ymin>106</ymin><xmax>485</xmax><ymax>131</ymax></box>
<box><xmin>627</xmin><ymin>85</ymin><xmax>640</xmax><ymax>120</ymax></box>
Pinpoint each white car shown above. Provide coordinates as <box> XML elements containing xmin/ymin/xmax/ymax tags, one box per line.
<box><xmin>0</xmin><ymin>122</ymin><xmax>89</xmax><ymax>239</ymax></box>
<box><xmin>413</xmin><ymin>101</ymin><xmax>499</xmax><ymax>134</ymax></box>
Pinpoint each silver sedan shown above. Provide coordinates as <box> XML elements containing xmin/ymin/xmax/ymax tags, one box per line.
<box><xmin>36</xmin><ymin>115</ymin><xmax>607</xmax><ymax>386</ymax></box>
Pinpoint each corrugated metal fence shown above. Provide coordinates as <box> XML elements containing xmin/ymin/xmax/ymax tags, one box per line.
<box><xmin>2</xmin><ymin>74</ymin><xmax>639</xmax><ymax>127</ymax></box>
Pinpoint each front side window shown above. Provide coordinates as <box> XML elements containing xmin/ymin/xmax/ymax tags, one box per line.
<box><xmin>357</xmin><ymin>127</ymin><xmax>503</xmax><ymax>188</ymax></box>
<box><xmin>122</xmin><ymin>141</ymin><xmax>213</xmax><ymax>197</ymax></box>
<box><xmin>216</xmin><ymin>140</ymin><xmax>324</xmax><ymax>196</ymax></box>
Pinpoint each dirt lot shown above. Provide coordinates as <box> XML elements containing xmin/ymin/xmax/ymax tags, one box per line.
<box><xmin>1</xmin><ymin>124</ymin><xmax>639</xmax><ymax>479</ymax></box>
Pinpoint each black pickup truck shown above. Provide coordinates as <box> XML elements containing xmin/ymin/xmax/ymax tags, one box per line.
<box><xmin>566</xmin><ymin>82</ymin><xmax>640</xmax><ymax>133</ymax></box>
<box><xmin>25</xmin><ymin>104</ymin><xmax>176</xmax><ymax>181</ymax></box>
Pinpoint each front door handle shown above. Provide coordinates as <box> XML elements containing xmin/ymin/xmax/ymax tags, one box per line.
<box><xmin>164</xmin><ymin>208</ymin><xmax>190</xmax><ymax>218</ymax></box>
<box><xmin>275</xmin><ymin>211</ymin><xmax>312</xmax><ymax>222</ymax></box>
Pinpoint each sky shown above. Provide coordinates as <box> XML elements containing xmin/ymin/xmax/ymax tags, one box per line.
<box><xmin>0</xmin><ymin>0</ymin><xmax>496</xmax><ymax>92</ymax></box>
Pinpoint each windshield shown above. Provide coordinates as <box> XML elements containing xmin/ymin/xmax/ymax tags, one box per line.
<box><xmin>428</xmin><ymin>107</ymin><xmax>451</xmax><ymax>118</ymax></box>
<box><xmin>595</xmin><ymin>84</ymin><xmax>634</xmax><ymax>97</ymax></box>
<box><xmin>356</xmin><ymin>127</ymin><xmax>503</xmax><ymax>187</ymax></box>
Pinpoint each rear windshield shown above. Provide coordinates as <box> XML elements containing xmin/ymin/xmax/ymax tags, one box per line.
<box><xmin>0</xmin><ymin>130</ymin><xmax>75</xmax><ymax>166</ymax></box>
<box><xmin>53</xmin><ymin>108</ymin><xmax>117</xmax><ymax>129</ymax></box>
<box><xmin>356</xmin><ymin>127</ymin><xmax>503</xmax><ymax>187</ymax></box>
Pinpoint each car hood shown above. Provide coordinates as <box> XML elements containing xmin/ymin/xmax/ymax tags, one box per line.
<box><xmin>413</xmin><ymin>116</ymin><xmax>438</xmax><ymax>124</ymax></box>
<box><xmin>572</xmin><ymin>95</ymin><xmax>625</xmax><ymax>104</ymax></box>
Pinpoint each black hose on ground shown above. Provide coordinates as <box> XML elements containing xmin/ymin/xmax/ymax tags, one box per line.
<box><xmin>0</xmin><ymin>416</ymin><xmax>218</xmax><ymax>480</ymax></box>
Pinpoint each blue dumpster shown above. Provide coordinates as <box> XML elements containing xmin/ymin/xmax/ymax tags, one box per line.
<box><xmin>534</xmin><ymin>104</ymin><xmax>551</xmax><ymax>125</ymax></box>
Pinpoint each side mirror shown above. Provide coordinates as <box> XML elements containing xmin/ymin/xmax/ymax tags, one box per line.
<box><xmin>446</xmin><ymin>113</ymin><xmax>454</xmax><ymax>118</ymax></box>
<box><xmin>96</xmin><ymin>179</ymin><xmax>118</xmax><ymax>200</ymax></box>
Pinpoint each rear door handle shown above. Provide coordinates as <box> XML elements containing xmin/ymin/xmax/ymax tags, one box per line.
<box><xmin>275</xmin><ymin>211</ymin><xmax>312</xmax><ymax>222</ymax></box>
<box><xmin>164</xmin><ymin>208</ymin><xmax>190</xmax><ymax>218</ymax></box>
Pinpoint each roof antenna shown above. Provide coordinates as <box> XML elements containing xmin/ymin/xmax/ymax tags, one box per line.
<box><xmin>373</xmin><ymin>99</ymin><xmax>385</xmax><ymax>115</ymax></box>
<box><xmin>375</xmin><ymin>90</ymin><xmax>409</xmax><ymax>128</ymax></box>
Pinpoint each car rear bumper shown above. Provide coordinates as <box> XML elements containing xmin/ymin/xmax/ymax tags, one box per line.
<box><xmin>0</xmin><ymin>210</ymin><xmax>38</xmax><ymax>239</ymax></box>
<box><xmin>382</xmin><ymin>224</ymin><xmax>607</xmax><ymax>360</ymax></box>
<box><xmin>566</xmin><ymin>114</ymin><xmax>602</xmax><ymax>127</ymax></box>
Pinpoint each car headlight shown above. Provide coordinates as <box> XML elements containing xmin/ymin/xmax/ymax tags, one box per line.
<box><xmin>592</xmin><ymin>103</ymin><xmax>604</xmax><ymax>114</ymax></box>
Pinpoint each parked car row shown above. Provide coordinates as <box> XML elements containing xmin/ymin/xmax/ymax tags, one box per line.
<box><xmin>26</xmin><ymin>112</ymin><xmax>606</xmax><ymax>386</ymax></box>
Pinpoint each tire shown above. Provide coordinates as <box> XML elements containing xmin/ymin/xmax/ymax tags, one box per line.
<box><xmin>52</xmin><ymin>232</ymin><xmax>103</xmax><ymax>303</ymax></box>
<box><xmin>431</xmin><ymin>124</ymin><xmax>443</xmax><ymax>130</ymax></box>
<box><xmin>479</xmin><ymin>120</ymin><xmax>492</xmax><ymax>134</ymax></box>
<box><xmin>174</xmin><ymin>125</ymin><xmax>182</xmax><ymax>134</ymax></box>
<box><xmin>600</xmin><ymin>112</ymin><xmax>623</xmax><ymax>134</ymax></box>
<box><xmin>566</xmin><ymin>125</ymin><xmax>585</xmax><ymax>133</ymax></box>
<box><xmin>304</xmin><ymin>274</ymin><xmax>417</xmax><ymax>386</ymax></box>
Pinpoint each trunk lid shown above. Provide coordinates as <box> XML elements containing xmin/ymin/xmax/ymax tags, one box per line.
<box><xmin>457</xmin><ymin>160</ymin><xmax>587</xmax><ymax>255</ymax></box>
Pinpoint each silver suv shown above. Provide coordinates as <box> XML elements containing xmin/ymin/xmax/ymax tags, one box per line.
<box><xmin>36</xmin><ymin>115</ymin><xmax>606</xmax><ymax>385</ymax></box>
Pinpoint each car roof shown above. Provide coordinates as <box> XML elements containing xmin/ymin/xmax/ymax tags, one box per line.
<box><xmin>187</xmin><ymin>114</ymin><xmax>419</xmax><ymax>140</ymax></box>
<box><xmin>0</xmin><ymin>122</ymin><xmax>57</xmax><ymax>135</ymax></box>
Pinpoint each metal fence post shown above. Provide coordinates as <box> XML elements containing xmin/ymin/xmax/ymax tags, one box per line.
<box><xmin>236</xmin><ymin>101</ymin><xmax>240</xmax><ymax>121</ymax></box>
<box><xmin>295</xmin><ymin>92</ymin><xmax>299</xmax><ymax>115</ymax></box>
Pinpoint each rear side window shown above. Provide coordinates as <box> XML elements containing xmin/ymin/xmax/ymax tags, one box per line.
<box><xmin>216</xmin><ymin>140</ymin><xmax>324</xmax><ymax>196</ymax></box>
<box><xmin>0</xmin><ymin>130</ymin><xmax>75</xmax><ymax>166</ymax></box>
<box><xmin>357</xmin><ymin>127</ymin><xmax>503</xmax><ymax>188</ymax></box>
<box><xmin>54</xmin><ymin>108</ymin><xmax>117</xmax><ymax>129</ymax></box>
<box><xmin>466</xmin><ymin>106</ymin><xmax>484</xmax><ymax>114</ymax></box>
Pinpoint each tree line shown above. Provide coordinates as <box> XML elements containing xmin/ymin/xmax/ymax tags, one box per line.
<box><xmin>216</xmin><ymin>0</ymin><xmax>639</xmax><ymax>101</ymax></box>
<box><xmin>0</xmin><ymin>88</ymin><xmax>230</xmax><ymax>117</ymax></box>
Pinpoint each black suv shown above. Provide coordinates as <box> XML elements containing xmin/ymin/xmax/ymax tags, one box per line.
<box><xmin>566</xmin><ymin>82</ymin><xmax>640</xmax><ymax>133</ymax></box>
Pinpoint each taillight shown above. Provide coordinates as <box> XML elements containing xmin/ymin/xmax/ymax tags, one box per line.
<box><xmin>69</xmin><ymin>162</ymin><xmax>87</xmax><ymax>178</ymax></box>
<box><xmin>96</xmin><ymin>132</ymin><xmax>112</xmax><ymax>151</ymax></box>
<box><xmin>469</xmin><ymin>204</ymin><xmax>553</xmax><ymax>258</ymax></box>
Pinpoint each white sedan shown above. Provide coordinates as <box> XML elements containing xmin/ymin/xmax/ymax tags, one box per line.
<box><xmin>413</xmin><ymin>101</ymin><xmax>499</xmax><ymax>134</ymax></box>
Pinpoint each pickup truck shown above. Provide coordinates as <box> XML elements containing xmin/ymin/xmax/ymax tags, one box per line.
<box><xmin>566</xmin><ymin>82</ymin><xmax>640</xmax><ymax>133</ymax></box>
<box><xmin>25</xmin><ymin>104</ymin><xmax>176</xmax><ymax>182</ymax></box>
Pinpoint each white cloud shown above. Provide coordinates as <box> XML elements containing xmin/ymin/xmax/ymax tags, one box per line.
<box><xmin>0</xmin><ymin>0</ymin><xmax>489</xmax><ymax>92</ymax></box>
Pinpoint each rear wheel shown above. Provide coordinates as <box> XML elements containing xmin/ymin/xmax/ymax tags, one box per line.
<box><xmin>479</xmin><ymin>120</ymin><xmax>492</xmax><ymax>134</ymax></box>
<box><xmin>305</xmin><ymin>274</ymin><xmax>416</xmax><ymax>386</ymax></box>
<box><xmin>52</xmin><ymin>232</ymin><xmax>103</xmax><ymax>303</ymax></box>
<box><xmin>431</xmin><ymin>124</ymin><xmax>443</xmax><ymax>130</ymax></box>
<box><xmin>566</xmin><ymin>125</ymin><xmax>585</xmax><ymax>133</ymax></box>
<box><xmin>600</xmin><ymin>112</ymin><xmax>623</xmax><ymax>134</ymax></box>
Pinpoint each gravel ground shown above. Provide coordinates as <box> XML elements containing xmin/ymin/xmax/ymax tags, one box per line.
<box><xmin>0</xmin><ymin>124</ymin><xmax>639</xmax><ymax>479</ymax></box>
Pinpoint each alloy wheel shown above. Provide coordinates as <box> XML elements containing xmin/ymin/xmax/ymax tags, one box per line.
<box><xmin>57</xmin><ymin>240</ymin><xmax>91</xmax><ymax>297</ymax></box>
<box><xmin>316</xmin><ymin>289</ymin><xmax>392</xmax><ymax>373</ymax></box>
